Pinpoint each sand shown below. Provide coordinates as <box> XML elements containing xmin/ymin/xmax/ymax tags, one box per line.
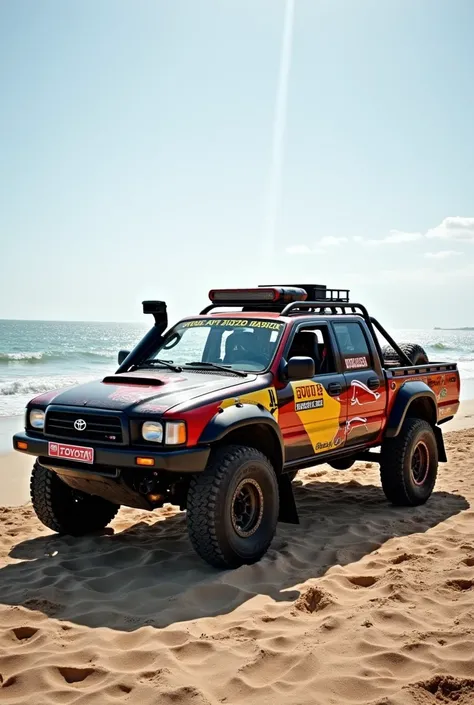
<box><xmin>1</xmin><ymin>423</ymin><xmax>474</xmax><ymax>703</ymax></box>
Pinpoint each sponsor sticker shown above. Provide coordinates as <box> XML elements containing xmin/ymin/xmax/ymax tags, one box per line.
<box><xmin>295</xmin><ymin>383</ymin><xmax>324</xmax><ymax>400</ymax></box>
<box><xmin>315</xmin><ymin>440</ymin><xmax>334</xmax><ymax>451</ymax></box>
<box><xmin>181</xmin><ymin>318</ymin><xmax>284</xmax><ymax>331</ymax></box>
<box><xmin>345</xmin><ymin>356</ymin><xmax>368</xmax><ymax>369</ymax></box>
<box><xmin>296</xmin><ymin>399</ymin><xmax>324</xmax><ymax>412</ymax></box>
<box><xmin>48</xmin><ymin>442</ymin><xmax>94</xmax><ymax>464</ymax></box>
<box><xmin>439</xmin><ymin>406</ymin><xmax>452</xmax><ymax>417</ymax></box>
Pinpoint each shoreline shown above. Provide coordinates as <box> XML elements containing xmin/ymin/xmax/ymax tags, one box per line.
<box><xmin>1</xmin><ymin>399</ymin><xmax>474</xmax><ymax>507</ymax></box>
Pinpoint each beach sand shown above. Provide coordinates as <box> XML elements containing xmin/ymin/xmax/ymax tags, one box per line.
<box><xmin>1</xmin><ymin>411</ymin><xmax>474</xmax><ymax>703</ymax></box>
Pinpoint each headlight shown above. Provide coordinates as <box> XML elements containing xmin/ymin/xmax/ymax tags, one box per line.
<box><xmin>165</xmin><ymin>421</ymin><xmax>187</xmax><ymax>445</ymax></box>
<box><xmin>142</xmin><ymin>421</ymin><xmax>163</xmax><ymax>443</ymax></box>
<box><xmin>29</xmin><ymin>409</ymin><xmax>45</xmax><ymax>430</ymax></box>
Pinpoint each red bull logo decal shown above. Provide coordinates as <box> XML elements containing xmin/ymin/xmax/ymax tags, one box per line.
<box><xmin>350</xmin><ymin>379</ymin><xmax>380</xmax><ymax>406</ymax></box>
<box><xmin>346</xmin><ymin>416</ymin><xmax>369</xmax><ymax>436</ymax></box>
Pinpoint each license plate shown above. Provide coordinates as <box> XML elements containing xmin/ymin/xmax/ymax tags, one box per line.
<box><xmin>48</xmin><ymin>442</ymin><xmax>94</xmax><ymax>464</ymax></box>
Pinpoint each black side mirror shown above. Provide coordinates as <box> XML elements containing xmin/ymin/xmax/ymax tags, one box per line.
<box><xmin>118</xmin><ymin>350</ymin><xmax>130</xmax><ymax>365</ymax></box>
<box><xmin>286</xmin><ymin>356</ymin><xmax>315</xmax><ymax>381</ymax></box>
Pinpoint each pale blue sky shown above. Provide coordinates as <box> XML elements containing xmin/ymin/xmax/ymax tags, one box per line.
<box><xmin>1</xmin><ymin>0</ymin><xmax>473</xmax><ymax>328</ymax></box>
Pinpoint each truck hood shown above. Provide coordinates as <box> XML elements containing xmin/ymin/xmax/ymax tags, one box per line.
<box><xmin>29</xmin><ymin>369</ymin><xmax>254</xmax><ymax>415</ymax></box>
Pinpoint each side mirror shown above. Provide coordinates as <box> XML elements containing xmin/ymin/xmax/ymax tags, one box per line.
<box><xmin>285</xmin><ymin>356</ymin><xmax>315</xmax><ymax>381</ymax></box>
<box><xmin>118</xmin><ymin>350</ymin><xmax>130</xmax><ymax>365</ymax></box>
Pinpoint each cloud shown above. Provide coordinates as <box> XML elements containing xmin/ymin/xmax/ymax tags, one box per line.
<box><xmin>354</xmin><ymin>230</ymin><xmax>423</xmax><ymax>246</ymax></box>
<box><xmin>425</xmin><ymin>216</ymin><xmax>474</xmax><ymax>241</ymax></box>
<box><xmin>285</xmin><ymin>245</ymin><xmax>311</xmax><ymax>255</ymax></box>
<box><xmin>350</xmin><ymin>265</ymin><xmax>473</xmax><ymax>284</ymax></box>
<box><xmin>319</xmin><ymin>236</ymin><xmax>348</xmax><ymax>247</ymax></box>
<box><xmin>286</xmin><ymin>217</ymin><xmax>474</xmax><ymax>254</ymax></box>
<box><xmin>355</xmin><ymin>217</ymin><xmax>474</xmax><ymax>247</ymax></box>
<box><xmin>285</xmin><ymin>236</ymin><xmax>347</xmax><ymax>255</ymax></box>
<box><xmin>424</xmin><ymin>250</ymin><xmax>461</xmax><ymax>259</ymax></box>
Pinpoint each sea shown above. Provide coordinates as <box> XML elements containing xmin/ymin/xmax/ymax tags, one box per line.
<box><xmin>1</xmin><ymin>319</ymin><xmax>474</xmax><ymax>420</ymax></box>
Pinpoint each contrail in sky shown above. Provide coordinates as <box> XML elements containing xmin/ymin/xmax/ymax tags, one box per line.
<box><xmin>261</xmin><ymin>0</ymin><xmax>295</xmax><ymax>260</ymax></box>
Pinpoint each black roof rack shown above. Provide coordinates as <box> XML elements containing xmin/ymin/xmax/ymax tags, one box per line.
<box><xmin>259</xmin><ymin>284</ymin><xmax>350</xmax><ymax>303</ymax></box>
<box><xmin>281</xmin><ymin>300</ymin><xmax>368</xmax><ymax>317</ymax></box>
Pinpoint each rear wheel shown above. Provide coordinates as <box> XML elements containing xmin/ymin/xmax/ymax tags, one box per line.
<box><xmin>382</xmin><ymin>342</ymin><xmax>429</xmax><ymax>366</ymax></box>
<box><xmin>30</xmin><ymin>461</ymin><xmax>119</xmax><ymax>535</ymax></box>
<box><xmin>186</xmin><ymin>445</ymin><xmax>279</xmax><ymax>569</ymax></box>
<box><xmin>380</xmin><ymin>418</ymin><xmax>438</xmax><ymax>506</ymax></box>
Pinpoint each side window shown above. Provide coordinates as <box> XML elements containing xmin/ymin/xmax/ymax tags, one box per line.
<box><xmin>334</xmin><ymin>322</ymin><xmax>371</xmax><ymax>371</ymax></box>
<box><xmin>288</xmin><ymin>325</ymin><xmax>336</xmax><ymax>375</ymax></box>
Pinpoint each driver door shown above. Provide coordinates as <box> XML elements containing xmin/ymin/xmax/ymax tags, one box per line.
<box><xmin>277</xmin><ymin>323</ymin><xmax>348</xmax><ymax>463</ymax></box>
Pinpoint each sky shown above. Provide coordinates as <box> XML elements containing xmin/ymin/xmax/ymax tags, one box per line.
<box><xmin>1</xmin><ymin>0</ymin><xmax>473</xmax><ymax>329</ymax></box>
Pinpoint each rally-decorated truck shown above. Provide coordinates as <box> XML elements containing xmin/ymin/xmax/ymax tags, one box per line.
<box><xmin>13</xmin><ymin>285</ymin><xmax>461</xmax><ymax>569</ymax></box>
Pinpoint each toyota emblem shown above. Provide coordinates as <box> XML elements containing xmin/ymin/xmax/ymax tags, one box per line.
<box><xmin>74</xmin><ymin>418</ymin><xmax>87</xmax><ymax>432</ymax></box>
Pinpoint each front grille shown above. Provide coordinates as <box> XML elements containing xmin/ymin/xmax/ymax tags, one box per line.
<box><xmin>45</xmin><ymin>411</ymin><xmax>124</xmax><ymax>444</ymax></box>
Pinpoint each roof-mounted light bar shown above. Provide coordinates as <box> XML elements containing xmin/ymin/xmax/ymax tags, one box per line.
<box><xmin>208</xmin><ymin>287</ymin><xmax>308</xmax><ymax>306</ymax></box>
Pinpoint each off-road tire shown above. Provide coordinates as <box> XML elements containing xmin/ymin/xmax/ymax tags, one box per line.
<box><xmin>382</xmin><ymin>342</ymin><xmax>429</xmax><ymax>366</ymax></box>
<box><xmin>380</xmin><ymin>418</ymin><xmax>438</xmax><ymax>506</ymax></box>
<box><xmin>30</xmin><ymin>461</ymin><xmax>119</xmax><ymax>535</ymax></box>
<box><xmin>186</xmin><ymin>445</ymin><xmax>279</xmax><ymax>569</ymax></box>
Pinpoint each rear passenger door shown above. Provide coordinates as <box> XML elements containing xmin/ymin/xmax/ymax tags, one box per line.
<box><xmin>333</xmin><ymin>321</ymin><xmax>386</xmax><ymax>446</ymax></box>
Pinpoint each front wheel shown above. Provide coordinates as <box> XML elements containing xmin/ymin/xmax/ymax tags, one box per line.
<box><xmin>380</xmin><ymin>418</ymin><xmax>438</xmax><ymax>506</ymax></box>
<box><xmin>30</xmin><ymin>461</ymin><xmax>119</xmax><ymax>535</ymax></box>
<box><xmin>186</xmin><ymin>445</ymin><xmax>279</xmax><ymax>569</ymax></box>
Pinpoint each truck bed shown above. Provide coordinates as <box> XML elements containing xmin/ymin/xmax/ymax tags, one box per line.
<box><xmin>385</xmin><ymin>362</ymin><xmax>460</xmax><ymax>424</ymax></box>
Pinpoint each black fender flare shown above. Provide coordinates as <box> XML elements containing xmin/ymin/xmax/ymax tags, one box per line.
<box><xmin>385</xmin><ymin>381</ymin><xmax>446</xmax><ymax>461</ymax></box>
<box><xmin>198</xmin><ymin>403</ymin><xmax>285</xmax><ymax>469</ymax></box>
<box><xmin>385</xmin><ymin>381</ymin><xmax>438</xmax><ymax>438</ymax></box>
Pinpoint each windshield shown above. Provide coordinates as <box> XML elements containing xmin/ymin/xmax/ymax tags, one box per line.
<box><xmin>146</xmin><ymin>317</ymin><xmax>286</xmax><ymax>372</ymax></box>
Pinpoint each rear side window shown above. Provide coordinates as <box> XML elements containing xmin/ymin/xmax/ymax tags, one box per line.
<box><xmin>334</xmin><ymin>322</ymin><xmax>371</xmax><ymax>370</ymax></box>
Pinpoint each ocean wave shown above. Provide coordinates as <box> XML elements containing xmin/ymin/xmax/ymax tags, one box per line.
<box><xmin>0</xmin><ymin>350</ymin><xmax>116</xmax><ymax>365</ymax></box>
<box><xmin>428</xmin><ymin>342</ymin><xmax>455</xmax><ymax>351</ymax></box>
<box><xmin>0</xmin><ymin>374</ymin><xmax>98</xmax><ymax>397</ymax></box>
<box><xmin>1</xmin><ymin>379</ymin><xmax>75</xmax><ymax>397</ymax></box>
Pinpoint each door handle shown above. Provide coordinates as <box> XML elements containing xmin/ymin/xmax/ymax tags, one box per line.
<box><xmin>367</xmin><ymin>377</ymin><xmax>380</xmax><ymax>391</ymax></box>
<box><xmin>328</xmin><ymin>382</ymin><xmax>342</xmax><ymax>396</ymax></box>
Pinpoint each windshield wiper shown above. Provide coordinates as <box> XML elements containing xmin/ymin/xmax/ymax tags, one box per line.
<box><xmin>184</xmin><ymin>361</ymin><xmax>247</xmax><ymax>377</ymax></box>
<box><xmin>139</xmin><ymin>358</ymin><xmax>183</xmax><ymax>372</ymax></box>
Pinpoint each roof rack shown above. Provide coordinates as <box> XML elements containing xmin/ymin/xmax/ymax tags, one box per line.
<box><xmin>259</xmin><ymin>284</ymin><xmax>350</xmax><ymax>303</ymax></box>
<box><xmin>281</xmin><ymin>300</ymin><xmax>368</xmax><ymax>317</ymax></box>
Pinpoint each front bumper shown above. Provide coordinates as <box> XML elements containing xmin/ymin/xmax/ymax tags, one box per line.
<box><xmin>12</xmin><ymin>432</ymin><xmax>211</xmax><ymax>473</ymax></box>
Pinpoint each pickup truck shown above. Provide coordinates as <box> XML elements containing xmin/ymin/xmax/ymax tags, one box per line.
<box><xmin>13</xmin><ymin>285</ymin><xmax>461</xmax><ymax>569</ymax></box>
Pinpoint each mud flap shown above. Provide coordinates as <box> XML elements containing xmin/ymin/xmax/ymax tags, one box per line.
<box><xmin>434</xmin><ymin>425</ymin><xmax>447</xmax><ymax>463</ymax></box>
<box><xmin>277</xmin><ymin>473</ymin><xmax>299</xmax><ymax>524</ymax></box>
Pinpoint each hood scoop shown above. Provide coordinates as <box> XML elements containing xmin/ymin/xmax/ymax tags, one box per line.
<box><xmin>102</xmin><ymin>375</ymin><xmax>165</xmax><ymax>387</ymax></box>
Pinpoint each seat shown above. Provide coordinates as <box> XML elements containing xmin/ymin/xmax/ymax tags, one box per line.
<box><xmin>288</xmin><ymin>331</ymin><xmax>320</xmax><ymax>372</ymax></box>
<box><xmin>317</xmin><ymin>342</ymin><xmax>328</xmax><ymax>374</ymax></box>
<box><xmin>223</xmin><ymin>330</ymin><xmax>259</xmax><ymax>365</ymax></box>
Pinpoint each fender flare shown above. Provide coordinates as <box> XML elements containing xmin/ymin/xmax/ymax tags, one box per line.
<box><xmin>385</xmin><ymin>381</ymin><xmax>438</xmax><ymax>439</ymax></box>
<box><xmin>198</xmin><ymin>403</ymin><xmax>284</xmax><ymax>468</ymax></box>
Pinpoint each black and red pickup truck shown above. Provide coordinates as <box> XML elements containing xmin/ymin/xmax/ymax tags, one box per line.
<box><xmin>13</xmin><ymin>285</ymin><xmax>461</xmax><ymax>569</ymax></box>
